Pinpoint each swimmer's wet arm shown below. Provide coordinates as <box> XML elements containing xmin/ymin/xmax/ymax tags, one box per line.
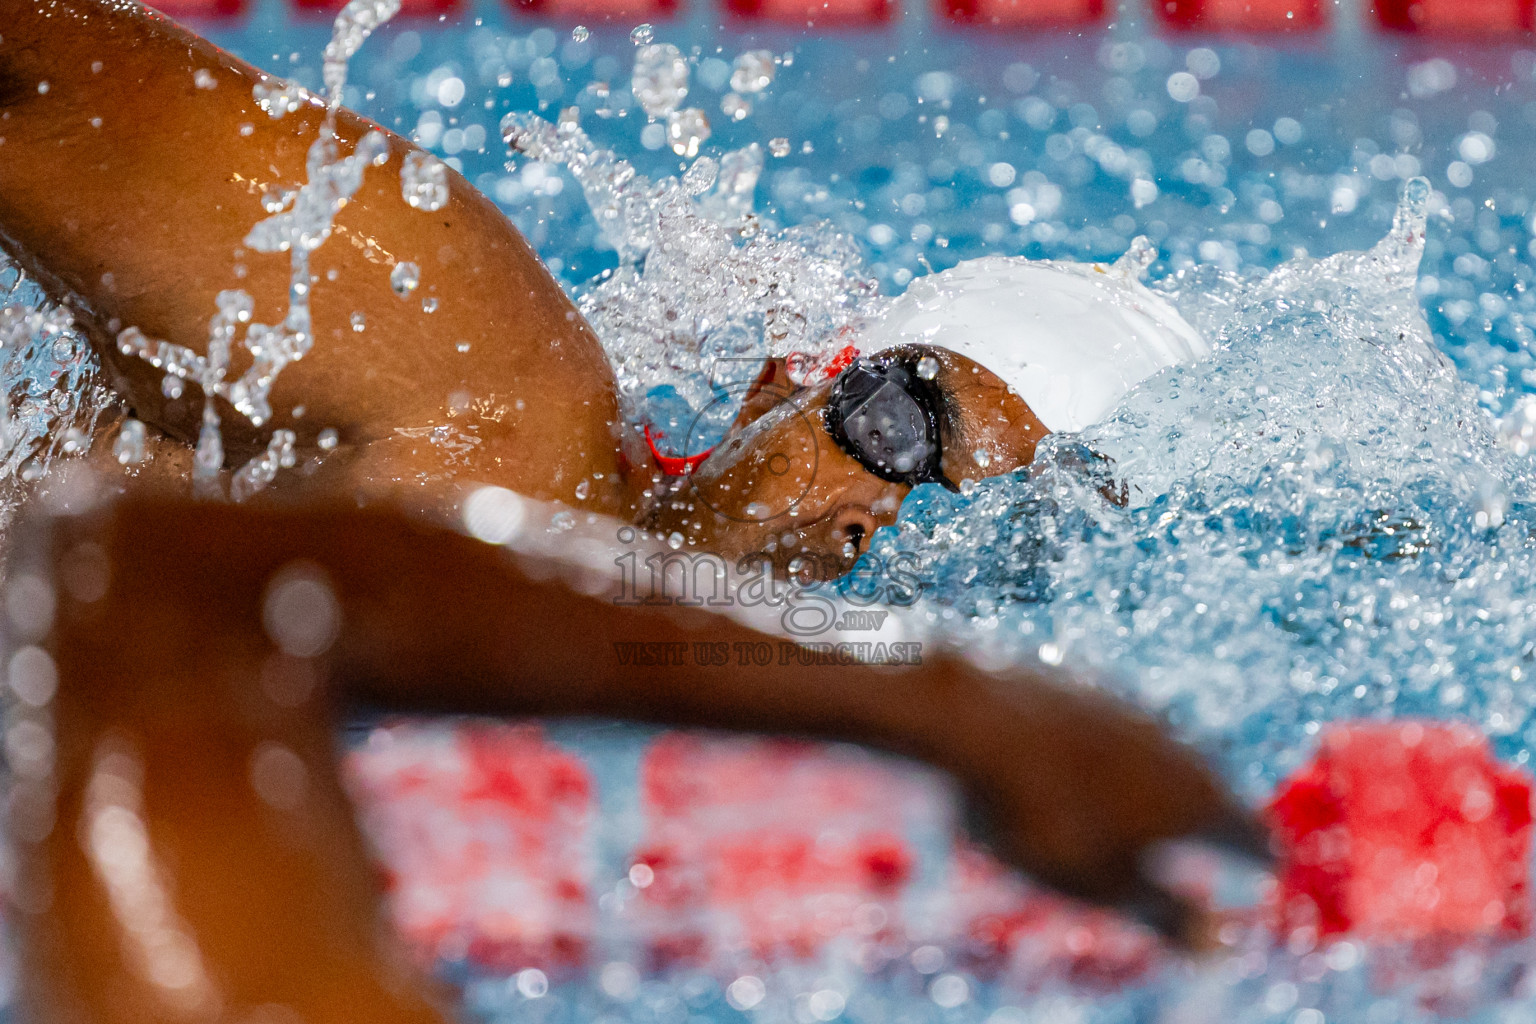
<box><xmin>47</xmin><ymin>497</ymin><xmax>1262</xmax><ymax>938</ymax></box>
<box><xmin>0</xmin><ymin>0</ymin><xmax>630</xmax><ymax>509</ymax></box>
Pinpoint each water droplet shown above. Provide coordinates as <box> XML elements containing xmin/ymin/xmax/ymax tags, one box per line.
<box><xmin>401</xmin><ymin>150</ymin><xmax>449</xmax><ymax>211</ymax></box>
<box><xmin>252</xmin><ymin>79</ymin><xmax>309</xmax><ymax>119</ymax></box>
<box><xmin>456</xmin><ymin>341</ymin><xmax>470</xmax><ymax>353</ymax></box>
<box><xmin>422</xmin><ymin>296</ymin><xmax>440</xmax><ymax>314</ymax></box>
<box><xmin>769</xmin><ymin>137</ymin><xmax>790</xmax><ymax>158</ymax></box>
<box><xmin>517</xmin><ymin>968</ymin><xmax>549</xmax><ymax>999</ymax></box>
<box><xmin>629</xmin><ymin>22</ymin><xmax>654</xmax><ymax>45</ymax></box>
<box><xmin>350</xmin><ymin>311</ymin><xmax>366</xmax><ymax>332</ymax></box>
<box><xmin>497</xmin><ymin>70</ymin><xmax>513</xmax><ymax>88</ymax></box>
<box><xmin>720</xmin><ymin>93</ymin><xmax>751</xmax><ymax>121</ymax></box>
<box><xmin>261</xmin><ymin>183</ymin><xmax>295</xmax><ymax>213</ymax></box>
<box><xmin>320</xmin><ymin>0</ymin><xmax>402</xmax><ymax>107</ymax></box>
<box><xmin>390</xmin><ymin>261</ymin><xmax>421</xmax><ymax>297</ymax></box>
<box><xmin>194</xmin><ymin>68</ymin><xmax>218</xmax><ymax>90</ymax></box>
<box><xmin>113</xmin><ymin>419</ymin><xmax>147</xmax><ymax>465</ymax></box>
<box><xmin>667</xmin><ymin>108</ymin><xmax>710</xmax><ymax>158</ymax></box>
<box><xmin>972</xmin><ymin>448</ymin><xmax>992</xmax><ymax>468</ymax></box>
<box><xmin>916</xmin><ymin>355</ymin><xmax>939</xmax><ymax>379</ymax></box>
<box><xmin>317</xmin><ymin>427</ymin><xmax>339</xmax><ymax>450</ymax></box>
<box><xmin>575</xmin><ymin>479</ymin><xmax>591</xmax><ymax>500</ymax></box>
<box><xmin>571</xmin><ymin>24</ymin><xmax>589</xmax><ymax>41</ymax></box>
<box><xmin>730</xmin><ymin>50</ymin><xmax>775</xmax><ymax>94</ymax></box>
<box><xmin>161</xmin><ymin>375</ymin><xmax>186</xmax><ymax>399</ymax></box>
<box><xmin>632</xmin><ymin>43</ymin><xmax>689</xmax><ymax>117</ymax></box>
<box><xmin>681</xmin><ymin>156</ymin><xmax>718</xmax><ymax>195</ymax></box>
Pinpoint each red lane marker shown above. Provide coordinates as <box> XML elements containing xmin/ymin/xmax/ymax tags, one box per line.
<box><xmin>290</xmin><ymin>0</ymin><xmax>459</xmax><ymax>15</ymax></box>
<box><xmin>725</xmin><ymin>0</ymin><xmax>894</xmax><ymax>25</ymax></box>
<box><xmin>511</xmin><ymin>0</ymin><xmax>678</xmax><ymax>17</ymax></box>
<box><xmin>632</xmin><ymin>734</ymin><xmax>929</xmax><ymax>968</ymax></box>
<box><xmin>940</xmin><ymin>843</ymin><xmax>1159</xmax><ymax>988</ymax></box>
<box><xmin>1156</xmin><ymin>0</ymin><xmax>1326</xmax><ymax>31</ymax></box>
<box><xmin>345</xmin><ymin>722</ymin><xmax>594</xmax><ymax>971</ymax></box>
<box><xmin>149</xmin><ymin>0</ymin><xmax>248</xmax><ymax>18</ymax></box>
<box><xmin>943</xmin><ymin>0</ymin><xmax>1105</xmax><ymax>28</ymax></box>
<box><xmin>1269</xmin><ymin>721</ymin><xmax>1534</xmax><ymax>942</ymax></box>
<box><xmin>1372</xmin><ymin>0</ymin><xmax>1533</xmax><ymax>32</ymax></box>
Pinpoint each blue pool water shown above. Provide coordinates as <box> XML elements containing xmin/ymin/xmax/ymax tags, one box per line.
<box><xmin>18</xmin><ymin>3</ymin><xmax>1536</xmax><ymax>1020</ymax></box>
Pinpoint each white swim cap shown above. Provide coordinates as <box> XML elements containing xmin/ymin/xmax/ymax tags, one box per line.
<box><xmin>859</xmin><ymin>255</ymin><xmax>1210</xmax><ymax>433</ymax></box>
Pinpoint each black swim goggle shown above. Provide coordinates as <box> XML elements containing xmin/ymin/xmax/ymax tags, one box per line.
<box><xmin>824</xmin><ymin>354</ymin><xmax>960</xmax><ymax>492</ymax></box>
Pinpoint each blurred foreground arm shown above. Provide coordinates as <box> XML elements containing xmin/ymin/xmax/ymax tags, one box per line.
<box><xmin>9</xmin><ymin>493</ymin><xmax>1263</xmax><ymax>1023</ymax></box>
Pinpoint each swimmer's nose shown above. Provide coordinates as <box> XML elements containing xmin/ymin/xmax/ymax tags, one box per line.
<box><xmin>830</xmin><ymin>505</ymin><xmax>879</xmax><ymax>558</ymax></box>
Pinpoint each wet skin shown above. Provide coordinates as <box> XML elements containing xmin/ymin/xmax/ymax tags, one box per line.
<box><xmin>0</xmin><ymin>3</ymin><xmax>1270</xmax><ymax>1016</ymax></box>
<box><xmin>12</xmin><ymin>491</ymin><xmax>1265</xmax><ymax>1023</ymax></box>
<box><xmin>0</xmin><ymin>0</ymin><xmax>1046</xmax><ymax>563</ymax></box>
<box><xmin>652</xmin><ymin>349</ymin><xmax>1050</xmax><ymax>578</ymax></box>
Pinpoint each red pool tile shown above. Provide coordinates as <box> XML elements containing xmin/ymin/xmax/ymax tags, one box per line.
<box><xmin>1372</xmin><ymin>0</ymin><xmax>1533</xmax><ymax>32</ymax></box>
<box><xmin>1155</xmin><ymin>0</ymin><xmax>1326</xmax><ymax>30</ymax></box>
<box><xmin>149</xmin><ymin>0</ymin><xmax>248</xmax><ymax>18</ymax></box>
<box><xmin>724</xmin><ymin>0</ymin><xmax>895</xmax><ymax>25</ymax></box>
<box><xmin>942</xmin><ymin>0</ymin><xmax>1105</xmax><ymax>28</ymax></box>
<box><xmin>1269</xmin><ymin>721</ymin><xmax>1533</xmax><ymax>941</ymax></box>
<box><xmin>344</xmin><ymin>721</ymin><xmax>594</xmax><ymax>970</ymax></box>
<box><xmin>289</xmin><ymin>0</ymin><xmax>460</xmax><ymax>16</ymax></box>
<box><xmin>509</xmin><ymin>0</ymin><xmax>678</xmax><ymax>17</ymax></box>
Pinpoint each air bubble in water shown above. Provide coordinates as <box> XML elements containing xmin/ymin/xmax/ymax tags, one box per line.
<box><xmin>769</xmin><ymin>137</ymin><xmax>790</xmax><ymax>157</ymax></box>
<box><xmin>401</xmin><ymin>151</ymin><xmax>449</xmax><ymax>211</ymax></box>
<box><xmin>729</xmin><ymin>50</ymin><xmax>775</xmax><ymax>94</ymax></box>
<box><xmin>350</xmin><ymin>312</ymin><xmax>366</xmax><ymax>332</ymax></box>
<box><xmin>629</xmin><ymin>22</ymin><xmax>654</xmax><ymax>45</ymax></box>
<box><xmin>916</xmin><ymin>355</ymin><xmax>939</xmax><ymax>380</ymax></box>
<box><xmin>632</xmin><ymin>43</ymin><xmax>689</xmax><ymax>117</ymax></box>
<box><xmin>317</xmin><ymin>427</ymin><xmax>339</xmax><ymax>450</ymax></box>
<box><xmin>390</xmin><ymin>261</ymin><xmax>421</xmax><ymax>297</ymax></box>
<box><xmin>162</xmin><ymin>375</ymin><xmax>185</xmax><ymax>399</ymax></box>
<box><xmin>572</xmin><ymin>24</ymin><xmax>589</xmax><ymax>41</ymax></box>
<box><xmin>422</xmin><ymin>296</ymin><xmax>440</xmax><ymax>314</ymax></box>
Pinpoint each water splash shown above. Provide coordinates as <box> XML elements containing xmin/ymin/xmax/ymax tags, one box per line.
<box><xmin>321</xmin><ymin>0</ymin><xmax>404</xmax><ymax>111</ymax></box>
<box><xmin>504</xmin><ymin>111</ymin><xmax>877</xmax><ymax>443</ymax></box>
<box><xmin>401</xmin><ymin>151</ymin><xmax>449</xmax><ymax>212</ymax></box>
<box><xmin>631</xmin><ymin>43</ymin><xmax>689</xmax><ymax>118</ymax></box>
<box><xmin>859</xmin><ymin>180</ymin><xmax>1536</xmax><ymax>793</ymax></box>
<box><xmin>118</xmin><ymin>0</ymin><xmax>399</xmax><ymax>499</ymax></box>
<box><xmin>0</xmin><ymin>261</ymin><xmax>114</xmax><ymax>509</ymax></box>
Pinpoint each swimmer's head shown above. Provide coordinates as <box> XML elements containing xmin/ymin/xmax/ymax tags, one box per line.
<box><xmin>645</xmin><ymin>345</ymin><xmax>1047</xmax><ymax>580</ymax></box>
<box><xmin>646</xmin><ymin>253</ymin><xmax>1209</xmax><ymax>579</ymax></box>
